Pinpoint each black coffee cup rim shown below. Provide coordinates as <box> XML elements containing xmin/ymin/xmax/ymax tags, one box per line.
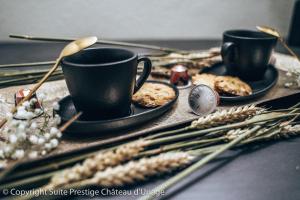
<box><xmin>61</xmin><ymin>47</ymin><xmax>137</xmax><ymax>68</ymax></box>
<box><xmin>224</xmin><ymin>29</ymin><xmax>277</xmax><ymax>40</ymax></box>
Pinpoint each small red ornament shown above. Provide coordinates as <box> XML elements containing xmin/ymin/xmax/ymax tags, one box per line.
<box><xmin>170</xmin><ymin>65</ymin><xmax>190</xmax><ymax>86</ymax></box>
<box><xmin>14</xmin><ymin>89</ymin><xmax>42</xmax><ymax>108</ymax></box>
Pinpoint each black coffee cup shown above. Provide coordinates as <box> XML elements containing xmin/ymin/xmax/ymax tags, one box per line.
<box><xmin>61</xmin><ymin>47</ymin><xmax>151</xmax><ymax>120</ymax></box>
<box><xmin>221</xmin><ymin>30</ymin><xmax>277</xmax><ymax>81</ymax></box>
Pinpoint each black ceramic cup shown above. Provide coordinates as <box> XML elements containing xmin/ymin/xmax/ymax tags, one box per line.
<box><xmin>61</xmin><ymin>47</ymin><xmax>151</xmax><ymax>120</ymax></box>
<box><xmin>221</xmin><ymin>30</ymin><xmax>277</xmax><ymax>81</ymax></box>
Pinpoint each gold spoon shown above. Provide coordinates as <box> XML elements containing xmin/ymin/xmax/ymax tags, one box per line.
<box><xmin>256</xmin><ymin>25</ymin><xmax>300</xmax><ymax>63</ymax></box>
<box><xmin>0</xmin><ymin>36</ymin><xmax>97</xmax><ymax>129</ymax></box>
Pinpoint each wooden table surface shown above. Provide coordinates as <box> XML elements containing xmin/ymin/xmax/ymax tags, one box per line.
<box><xmin>0</xmin><ymin>40</ymin><xmax>300</xmax><ymax>200</ymax></box>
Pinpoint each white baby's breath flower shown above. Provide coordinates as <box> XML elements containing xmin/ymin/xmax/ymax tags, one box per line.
<box><xmin>28</xmin><ymin>151</ymin><xmax>38</xmax><ymax>159</ymax></box>
<box><xmin>286</xmin><ymin>71</ymin><xmax>292</xmax><ymax>77</ymax></box>
<box><xmin>44</xmin><ymin>133</ymin><xmax>51</xmax><ymax>140</ymax></box>
<box><xmin>17</xmin><ymin>123</ymin><xmax>26</xmax><ymax>131</ymax></box>
<box><xmin>53</xmin><ymin>115</ymin><xmax>61</xmax><ymax>125</ymax></box>
<box><xmin>0</xmin><ymin>149</ymin><xmax>4</xmax><ymax>159</ymax></box>
<box><xmin>1</xmin><ymin>98</ymin><xmax>62</xmax><ymax>161</ymax></box>
<box><xmin>29</xmin><ymin>135</ymin><xmax>38</xmax><ymax>144</ymax></box>
<box><xmin>38</xmin><ymin>137</ymin><xmax>45</xmax><ymax>145</ymax></box>
<box><xmin>17</xmin><ymin>106</ymin><xmax>26</xmax><ymax>112</ymax></box>
<box><xmin>17</xmin><ymin>132</ymin><xmax>26</xmax><ymax>141</ymax></box>
<box><xmin>284</xmin><ymin>82</ymin><xmax>293</xmax><ymax>87</ymax></box>
<box><xmin>3</xmin><ymin>146</ymin><xmax>12</xmax><ymax>155</ymax></box>
<box><xmin>50</xmin><ymin>139</ymin><xmax>59</xmax><ymax>148</ymax></box>
<box><xmin>56</xmin><ymin>132</ymin><xmax>62</xmax><ymax>138</ymax></box>
<box><xmin>25</xmin><ymin>112</ymin><xmax>34</xmax><ymax>119</ymax></box>
<box><xmin>12</xmin><ymin>149</ymin><xmax>25</xmax><ymax>160</ymax></box>
<box><xmin>52</xmin><ymin>102</ymin><xmax>60</xmax><ymax>111</ymax></box>
<box><xmin>30</xmin><ymin>122</ymin><xmax>37</xmax><ymax>129</ymax></box>
<box><xmin>45</xmin><ymin>143</ymin><xmax>52</xmax><ymax>151</ymax></box>
<box><xmin>8</xmin><ymin>134</ymin><xmax>18</xmax><ymax>144</ymax></box>
<box><xmin>0</xmin><ymin>161</ymin><xmax>7</xmax><ymax>169</ymax></box>
<box><xmin>11</xmin><ymin>120</ymin><xmax>19</xmax><ymax>127</ymax></box>
<box><xmin>50</xmin><ymin>127</ymin><xmax>59</xmax><ymax>136</ymax></box>
<box><xmin>23</xmin><ymin>101</ymin><xmax>30</xmax><ymax>108</ymax></box>
<box><xmin>34</xmin><ymin>108</ymin><xmax>42</xmax><ymax>115</ymax></box>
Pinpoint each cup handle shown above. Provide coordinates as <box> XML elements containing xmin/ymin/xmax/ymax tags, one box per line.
<box><xmin>134</xmin><ymin>56</ymin><xmax>152</xmax><ymax>93</ymax></box>
<box><xmin>221</xmin><ymin>42</ymin><xmax>236</xmax><ymax>65</ymax></box>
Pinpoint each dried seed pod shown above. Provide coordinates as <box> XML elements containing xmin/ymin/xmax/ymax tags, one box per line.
<box><xmin>190</xmin><ymin>104</ymin><xmax>262</xmax><ymax>129</ymax></box>
<box><xmin>280</xmin><ymin>125</ymin><xmax>300</xmax><ymax>138</ymax></box>
<box><xmin>70</xmin><ymin>152</ymin><xmax>194</xmax><ymax>188</ymax></box>
<box><xmin>48</xmin><ymin>140</ymin><xmax>150</xmax><ymax>189</ymax></box>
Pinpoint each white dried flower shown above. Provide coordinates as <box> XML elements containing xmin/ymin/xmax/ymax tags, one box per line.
<box><xmin>52</xmin><ymin>102</ymin><xmax>60</xmax><ymax>111</ymax></box>
<box><xmin>17</xmin><ymin>106</ymin><xmax>26</xmax><ymax>112</ymax></box>
<box><xmin>45</xmin><ymin>143</ymin><xmax>52</xmax><ymax>151</ymax></box>
<box><xmin>12</xmin><ymin>149</ymin><xmax>25</xmax><ymax>159</ymax></box>
<box><xmin>4</xmin><ymin>146</ymin><xmax>12</xmax><ymax>155</ymax></box>
<box><xmin>17</xmin><ymin>123</ymin><xmax>26</xmax><ymax>131</ymax></box>
<box><xmin>23</xmin><ymin>101</ymin><xmax>30</xmax><ymax>108</ymax></box>
<box><xmin>53</xmin><ymin>114</ymin><xmax>61</xmax><ymax>125</ymax></box>
<box><xmin>0</xmin><ymin>98</ymin><xmax>62</xmax><ymax>162</ymax></box>
<box><xmin>11</xmin><ymin>120</ymin><xmax>19</xmax><ymax>127</ymax></box>
<box><xmin>34</xmin><ymin>108</ymin><xmax>42</xmax><ymax>115</ymax></box>
<box><xmin>8</xmin><ymin>134</ymin><xmax>18</xmax><ymax>144</ymax></box>
<box><xmin>29</xmin><ymin>135</ymin><xmax>39</xmax><ymax>144</ymax></box>
<box><xmin>284</xmin><ymin>82</ymin><xmax>293</xmax><ymax>88</ymax></box>
<box><xmin>28</xmin><ymin>151</ymin><xmax>38</xmax><ymax>159</ymax></box>
<box><xmin>56</xmin><ymin>132</ymin><xmax>62</xmax><ymax>138</ymax></box>
<box><xmin>50</xmin><ymin>127</ymin><xmax>59</xmax><ymax>136</ymax></box>
<box><xmin>18</xmin><ymin>132</ymin><xmax>26</xmax><ymax>141</ymax></box>
<box><xmin>44</xmin><ymin>133</ymin><xmax>51</xmax><ymax>140</ymax></box>
<box><xmin>50</xmin><ymin>139</ymin><xmax>59</xmax><ymax>148</ymax></box>
<box><xmin>286</xmin><ymin>71</ymin><xmax>292</xmax><ymax>77</ymax></box>
<box><xmin>38</xmin><ymin>137</ymin><xmax>45</xmax><ymax>145</ymax></box>
<box><xmin>0</xmin><ymin>149</ymin><xmax>4</xmax><ymax>159</ymax></box>
<box><xmin>30</xmin><ymin>122</ymin><xmax>37</xmax><ymax>129</ymax></box>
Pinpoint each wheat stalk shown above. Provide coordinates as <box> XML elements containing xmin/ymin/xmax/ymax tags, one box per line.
<box><xmin>190</xmin><ymin>104</ymin><xmax>262</xmax><ymax>129</ymax></box>
<box><xmin>149</xmin><ymin>105</ymin><xmax>263</xmax><ymax>140</ymax></box>
<box><xmin>271</xmin><ymin>124</ymin><xmax>300</xmax><ymax>139</ymax></box>
<box><xmin>47</xmin><ymin>140</ymin><xmax>150</xmax><ymax>189</ymax></box>
<box><xmin>67</xmin><ymin>152</ymin><xmax>194</xmax><ymax>188</ymax></box>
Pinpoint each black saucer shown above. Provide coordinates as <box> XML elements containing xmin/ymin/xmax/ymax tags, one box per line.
<box><xmin>56</xmin><ymin>81</ymin><xmax>179</xmax><ymax>134</ymax></box>
<box><xmin>201</xmin><ymin>62</ymin><xmax>278</xmax><ymax>102</ymax></box>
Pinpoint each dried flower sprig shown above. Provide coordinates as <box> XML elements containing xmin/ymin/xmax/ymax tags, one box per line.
<box><xmin>190</xmin><ymin>104</ymin><xmax>261</xmax><ymax>129</ymax></box>
<box><xmin>141</xmin><ymin>125</ymin><xmax>262</xmax><ymax>200</ymax></box>
<box><xmin>66</xmin><ymin>152</ymin><xmax>194</xmax><ymax>189</ymax></box>
<box><xmin>149</xmin><ymin>105</ymin><xmax>263</xmax><ymax>139</ymax></box>
<box><xmin>0</xmin><ymin>97</ymin><xmax>62</xmax><ymax>160</ymax></box>
<box><xmin>1</xmin><ymin>112</ymin><xmax>298</xmax><ymax>191</ymax></box>
<box><xmin>47</xmin><ymin>140</ymin><xmax>150</xmax><ymax>189</ymax></box>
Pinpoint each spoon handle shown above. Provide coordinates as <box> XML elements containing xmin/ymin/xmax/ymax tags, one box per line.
<box><xmin>11</xmin><ymin>58</ymin><xmax>61</xmax><ymax>114</ymax></box>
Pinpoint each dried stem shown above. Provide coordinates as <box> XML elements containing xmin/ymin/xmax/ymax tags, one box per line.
<box><xmin>66</xmin><ymin>152</ymin><xmax>194</xmax><ymax>189</ymax></box>
<box><xmin>45</xmin><ymin>140</ymin><xmax>150</xmax><ymax>189</ymax></box>
<box><xmin>0</xmin><ymin>61</ymin><xmax>55</xmax><ymax>69</ymax></box>
<box><xmin>148</xmin><ymin>112</ymin><xmax>292</xmax><ymax>146</ymax></box>
<box><xmin>148</xmin><ymin>105</ymin><xmax>261</xmax><ymax>139</ymax></box>
<box><xmin>10</xmin><ymin>34</ymin><xmax>184</xmax><ymax>53</ymax></box>
<box><xmin>141</xmin><ymin>125</ymin><xmax>262</xmax><ymax>200</ymax></box>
